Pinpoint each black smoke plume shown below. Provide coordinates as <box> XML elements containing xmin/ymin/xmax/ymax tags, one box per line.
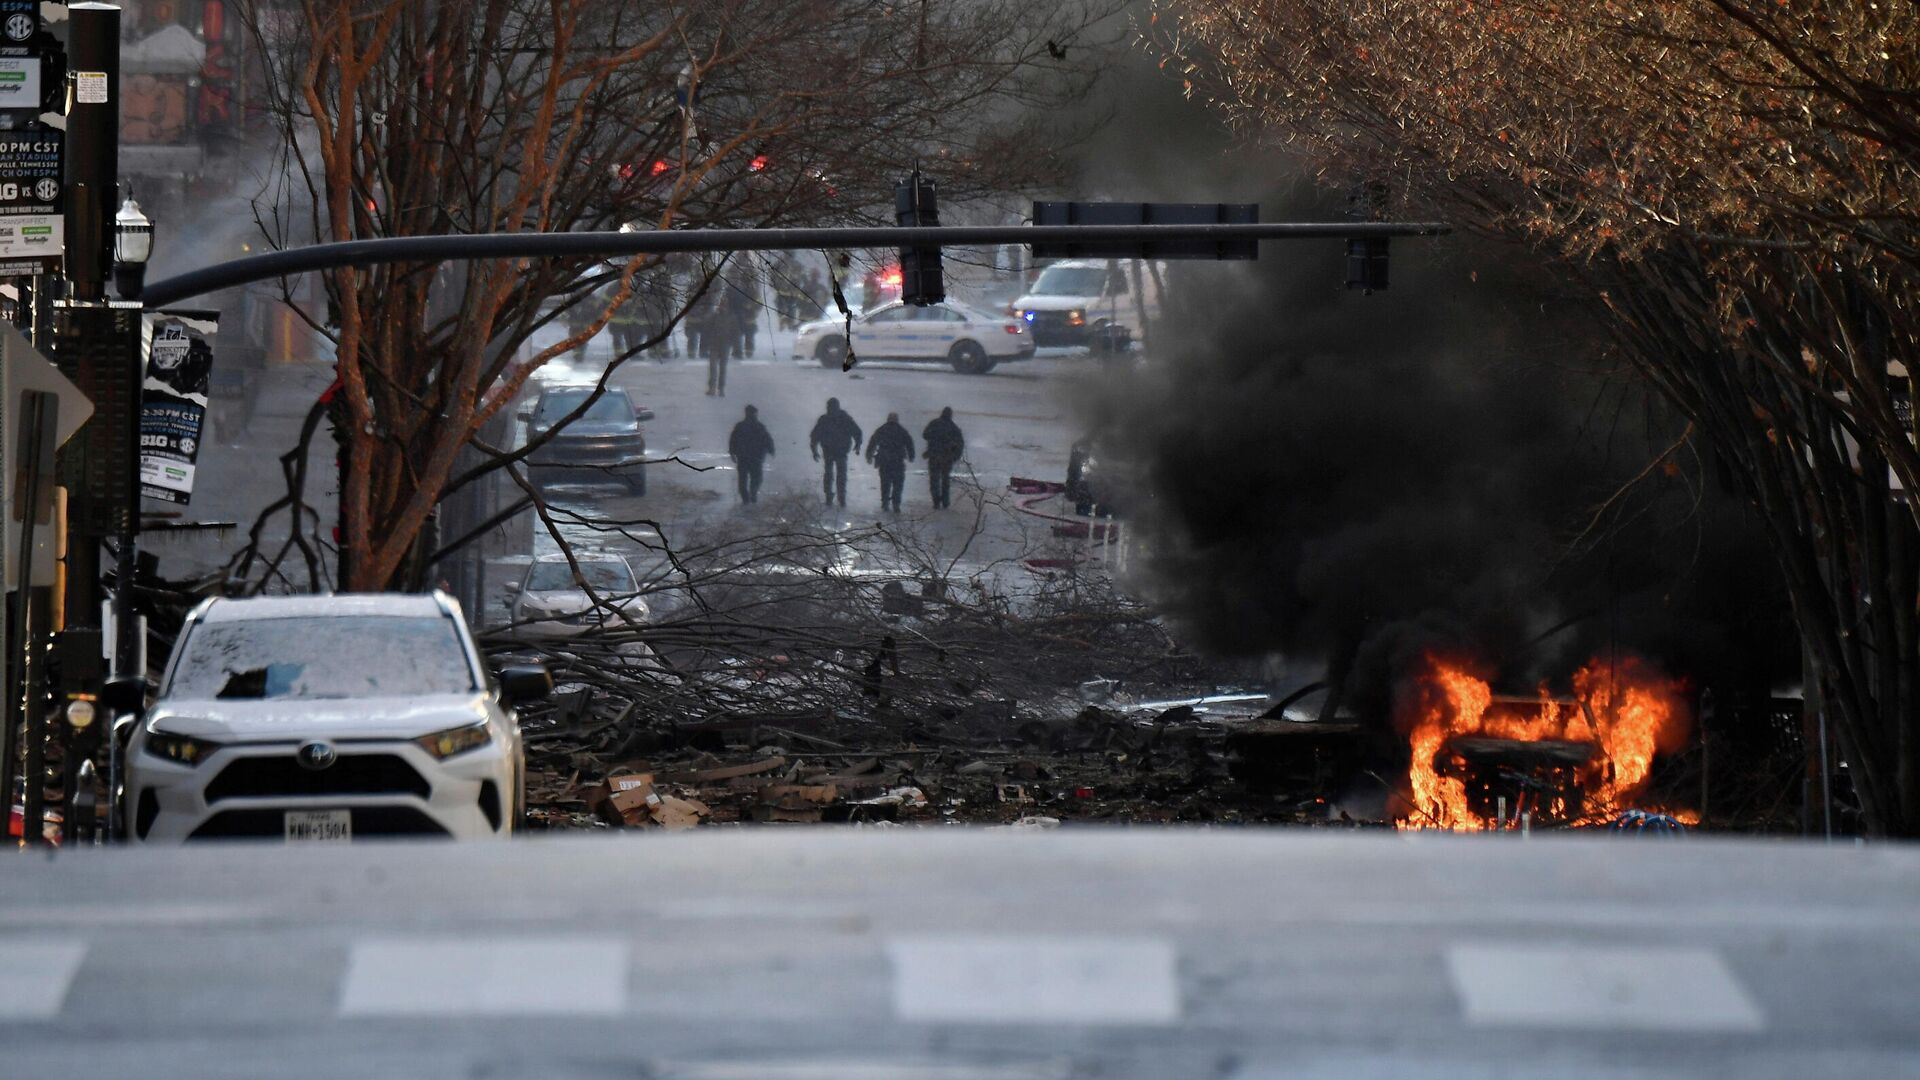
<box><xmin>1066</xmin><ymin>57</ymin><xmax>1793</xmax><ymax>719</ymax></box>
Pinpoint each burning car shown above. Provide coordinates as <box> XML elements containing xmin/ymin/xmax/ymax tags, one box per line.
<box><xmin>1400</xmin><ymin>654</ymin><xmax>1693</xmax><ymax>830</ymax></box>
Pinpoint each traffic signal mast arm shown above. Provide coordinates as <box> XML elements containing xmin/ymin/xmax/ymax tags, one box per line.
<box><xmin>140</xmin><ymin>220</ymin><xmax>1450</xmax><ymax>308</ymax></box>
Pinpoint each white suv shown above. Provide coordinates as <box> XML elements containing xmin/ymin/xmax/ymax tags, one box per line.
<box><xmin>125</xmin><ymin>592</ymin><xmax>548</xmax><ymax>843</ymax></box>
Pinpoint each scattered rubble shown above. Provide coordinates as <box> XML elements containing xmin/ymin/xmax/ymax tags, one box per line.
<box><xmin>518</xmin><ymin>678</ymin><xmax>1401</xmax><ymax>830</ymax></box>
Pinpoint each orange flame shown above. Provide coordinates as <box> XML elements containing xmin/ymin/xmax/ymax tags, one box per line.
<box><xmin>1400</xmin><ymin>653</ymin><xmax>1689</xmax><ymax>830</ymax></box>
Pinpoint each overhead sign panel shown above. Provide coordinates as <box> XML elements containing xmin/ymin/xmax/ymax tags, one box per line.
<box><xmin>1030</xmin><ymin>201</ymin><xmax>1260</xmax><ymax>260</ymax></box>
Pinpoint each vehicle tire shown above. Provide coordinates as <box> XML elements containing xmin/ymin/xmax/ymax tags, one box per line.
<box><xmin>624</xmin><ymin>465</ymin><xmax>647</xmax><ymax>497</ymax></box>
<box><xmin>949</xmin><ymin>340</ymin><xmax>994</xmax><ymax>375</ymax></box>
<box><xmin>816</xmin><ymin>336</ymin><xmax>848</xmax><ymax>369</ymax></box>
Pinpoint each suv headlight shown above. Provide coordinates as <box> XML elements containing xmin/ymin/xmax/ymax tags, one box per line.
<box><xmin>415</xmin><ymin>721</ymin><xmax>493</xmax><ymax>760</ymax></box>
<box><xmin>145</xmin><ymin>729</ymin><xmax>222</xmax><ymax>766</ymax></box>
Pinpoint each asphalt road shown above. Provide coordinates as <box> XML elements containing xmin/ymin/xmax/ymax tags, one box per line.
<box><xmin>2</xmin><ymin>831</ymin><xmax>1915</xmax><ymax>1079</ymax></box>
<box><xmin>498</xmin><ymin>328</ymin><xmax>1117</xmax><ymax>621</ymax></box>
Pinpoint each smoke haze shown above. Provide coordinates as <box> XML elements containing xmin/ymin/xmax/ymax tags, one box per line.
<box><xmin>1063</xmin><ymin>56</ymin><xmax>1793</xmax><ymax>714</ymax></box>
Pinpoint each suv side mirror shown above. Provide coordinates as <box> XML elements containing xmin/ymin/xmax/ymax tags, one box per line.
<box><xmin>633</xmin><ymin>405</ymin><xmax>654</xmax><ymax>423</ymax></box>
<box><xmin>498</xmin><ymin>663</ymin><xmax>552</xmax><ymax>702</ymax></box>
<box><xmin>101</xmin><ymin>674</ymin><xmax>151</xmax><ymax>715</ymax></box>
<box><xmin>517</xmin><ymin>406</ymin><xmax>535</xmax><ymax>423</ymax></box>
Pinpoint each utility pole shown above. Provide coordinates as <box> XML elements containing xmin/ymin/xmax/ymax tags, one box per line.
<box><xmin>37</xmin><ymin>2</ymin><xmax>131</xmax><ymax>845</ymax></box>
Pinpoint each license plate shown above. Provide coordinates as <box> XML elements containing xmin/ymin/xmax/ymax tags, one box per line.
<box><xmin>284</xmin><ymin>809</ymin><xmax>351</xmax><ymax>843</ymax></box>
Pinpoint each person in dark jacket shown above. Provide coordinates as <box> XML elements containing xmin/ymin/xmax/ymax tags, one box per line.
<box><xmin>865</xmin><ymin>412</ymin><xmax>916</xmax><ymax>512</ymax></box>
<box><xmin>809</xmin><ymin>397</ymin><xmax>864</xmax><ymax>508</ymax></box>
<box><xmin>921</xmin><ymin>406</ymin><xmax>965</xmax><ymax>509</ymax></box>
<box><xmin>728</xmin><ymin>405</ymin><xmax>775</xmax><ymax>504</ymax></box>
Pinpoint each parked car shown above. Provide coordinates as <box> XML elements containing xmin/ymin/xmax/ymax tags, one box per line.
<box><xmin>519</xmin><ymin>384</ymin><xmax>653</xmax><ymax>494</ymax></box>
<box><xmin>124</xmin><ymin>592</ymin><xmax>549</xmax><ymax>843</ymax></box>
<box><xmin>792</xmin><ymin>300</ymin><xmax>1034</xmax><ymax>374</ymax></box>
<box><xmin>507</xmin><ymin>552</ymin><xmax>650</xmax><ymax>639</ymax></box>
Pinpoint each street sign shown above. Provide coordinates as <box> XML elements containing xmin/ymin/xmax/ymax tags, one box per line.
<box><xmin>1030</xmin><ymin>202</ymin><xmax>1262</xmax><ymax>260</ymax></box>
<box><xmin>0</xmin><ymin>124</ymin><xmax>61</xmax><ymax>273</ymax></box>
<box><xmin>1</xmin><ymin>321</ymin><xmax>93</xmax><ymax>589</ymax></box>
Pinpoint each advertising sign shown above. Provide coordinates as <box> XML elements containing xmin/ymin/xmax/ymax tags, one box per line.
<box><xmin>0</xmin><ymin>0</ymin><xmax>38</xmax><ymax>45</ymax></box>
<box><xmin>0</xmin><ymin>126</ymin><xmax>61</xmax><ymax>272</ymax></box>
<box><xmin>0</xmin><ymin>53</ymin><xmax>38</xmax><ymax>108</ymax></box>
<box><xmin>139</xmin><ymin>312</ymin><xmax>220</xmax><ymax>504</ymax></box>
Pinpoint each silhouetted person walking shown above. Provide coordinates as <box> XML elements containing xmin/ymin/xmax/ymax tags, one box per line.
<box><xmin>809</xmin><ymin>397</ymin><xmax>863</xmax><ymax>508</ymax></box>
<box><xmin>728</xmin><ymin>405</ymin><xmax>775</xmax><ymax>504</ymax></box>
<box><xmin>922</xmin><ymin>406</ymin><xmax>965</xmax><ymax>509</ymax></box>
<box><xmin>866</xmin><ymin>412</ymin><xmax>915</xmax><ymax>512</ymax></box>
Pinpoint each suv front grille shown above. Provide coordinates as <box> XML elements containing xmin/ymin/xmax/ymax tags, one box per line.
<box><xmin>204</xmin><ymin>753</ymin><xmax>431</xmax><ymax>804</ymax></box>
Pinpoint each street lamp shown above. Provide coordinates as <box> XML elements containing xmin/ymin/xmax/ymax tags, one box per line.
<box><xmin>114</xmin><ymin>196</ymin><xmax>154</xmax><ymax>301</ymax></box>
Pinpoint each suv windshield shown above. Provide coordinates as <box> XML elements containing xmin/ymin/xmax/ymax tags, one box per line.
<box><xmin>526</xmin><ymin>560</ymin><xmax>635</xmax><ymax>592</ymax></box>
<box><xmin>168</xmin><ymin>615</ymin><xmax>477</xmax><ymax>700</ymax></box>
<box><xmin>1029</xmin><ymin>266</ymin><xmax>1107</xmax><ymax>297</ymax></box>
<box><xmin>537</xmin><ymin>388</ymin><xmax>632</xmax><ymax>424</ymax></box>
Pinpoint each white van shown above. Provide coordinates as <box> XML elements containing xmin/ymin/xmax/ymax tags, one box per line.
<box><xmin>1010</xmin><ymin>259</ymin><xmax>1162</xmax><ymax>349</ymax></box>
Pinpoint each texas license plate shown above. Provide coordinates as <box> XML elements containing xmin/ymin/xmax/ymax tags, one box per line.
<box><xmin>284</xmin><ymin>809</ymin><xmax>351</xmax><ymax>843</ymax></box>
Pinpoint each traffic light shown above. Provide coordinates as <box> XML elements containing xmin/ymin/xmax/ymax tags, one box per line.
<box><xmin>1345</xmin><ymin>181</ymin><xmax>1390</xmax><ymax>293</ymax></box>
<box><xmin>1345</xmin><ymin>236</ymin><xmax>1389</xmax><ymax>293</ymax></box>
<box><xmin>894</xmin><ymin>170</ymin><xmax>943</xmax><ymax>306</ymax></box>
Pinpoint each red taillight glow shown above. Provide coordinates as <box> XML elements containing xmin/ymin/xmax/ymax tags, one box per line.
<box><xmin>882</xmin><ymin>269</ymin><xmax>903</xmax><ymax>289</ymax></box>
<box><xmin>651</xmin><ymin>160</ymin><xmax>672</xmax><ymax>176</ymax></box>
<box><xmin>1004</xmin><ymin>324</ymin><xmax>1023</xmax><ymax>334</ymax></box>
<box><xmin>749</xmin><ymin>154</ymin><xmax>769</xmax><ymax>171</ymax></box>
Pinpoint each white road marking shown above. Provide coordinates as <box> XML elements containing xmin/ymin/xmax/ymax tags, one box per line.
<box><xmin>0</xmin><ymin>902</ymin><xmax>266</xmax><ymax>928</ymax></box>
<box><xmin>338</xmin><ymin>937</ymin><xmax>627</xmax><ymax>1017</ymax></box>
<box><xmin>657</xmin><ymin>1063</ymin><xmax>1070</xmax><ymax>1080</ymax></box>
<box><xmin>1446</xmin><ymin>942</ymin><xmax>1765</xmax><ymax>1032</ymax></box>
<box><xmin>0</xmin><ymin>940</ymin><xmax>88</xmax><ymax>1020</ymax></box>
<box><xmin>887</xmin><ymin>935</ymin><xmax>1180</xmax><ymax>1025</ymax></box>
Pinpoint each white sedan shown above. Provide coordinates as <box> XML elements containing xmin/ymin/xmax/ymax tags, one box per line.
<box><xmin>792</xmin><ymin>300</ymin><xmax>1036</xmax><ymax>374</ymax></box>
<box><xmin>507</xmin><ymin>552</ymin><xmax>649</xmax><ymax>640</ymax></box>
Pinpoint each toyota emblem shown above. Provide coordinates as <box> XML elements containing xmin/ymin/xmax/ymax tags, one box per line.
<box><xmin>295</xmin><ymin>741</ymin><xmax>338</xmax><ymax>771</ymax></box>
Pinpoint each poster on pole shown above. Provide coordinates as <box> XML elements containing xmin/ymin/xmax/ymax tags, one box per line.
<box><xmin>0</xmin><ymin>124</ymin><xmax>62</xmax><ymax>274</ymax></box>
<box><xmin>139</xmin><ymin>310</ymin><xmax>219</xmax><ymax>504</ymax></box>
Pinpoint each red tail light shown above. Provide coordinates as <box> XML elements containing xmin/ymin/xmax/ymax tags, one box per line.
<box><xmin>1004</xmin><ymin>324</ymin><xmax>1023</xmax><ymax>334</ymax></box>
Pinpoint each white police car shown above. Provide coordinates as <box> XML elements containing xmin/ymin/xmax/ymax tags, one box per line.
<box><xmin>792</xmin><ymin>300</ymin><xmax>1034</xmax><ymax>374</ymax></box>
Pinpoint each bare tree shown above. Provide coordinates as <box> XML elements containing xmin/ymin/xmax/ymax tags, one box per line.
<box><xmin>240</xmin><ymin>0</ymin><xmax>1110</xmax><ymax>591</ymax></box>
<box><xmin>1154</xmin><ymin>0</ymin><xmax>1920</xmax><ymax>833</ymax></box>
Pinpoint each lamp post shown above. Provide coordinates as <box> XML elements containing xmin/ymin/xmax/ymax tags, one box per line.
<box><xmin>100</xmin><ymin>198</ymin><xmax>154</xmax><ymax>842</ymax></box>
<box><xmin>114</xmin><ymin>197</ymin><xmax>153</xmax><ymax>301</ymax></box>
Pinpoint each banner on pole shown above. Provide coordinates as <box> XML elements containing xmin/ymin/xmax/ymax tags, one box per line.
<box><xmin>139</xmin><ymin>310</ymin><xmax>218</xmax><ymax>504</ymax></box>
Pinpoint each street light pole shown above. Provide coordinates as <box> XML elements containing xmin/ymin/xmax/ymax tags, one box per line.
<box><xmin>29</xmin><ymin>1</ymin><xmax>128</xmax><ymax>845</ymax></box>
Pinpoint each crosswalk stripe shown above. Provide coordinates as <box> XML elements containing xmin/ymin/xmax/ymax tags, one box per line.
<box><xmin>0</xmin><ymin>939</ymin><xmax>88</xmax><ymax>1020</ymax></box>
<box><xmin>338</xmin><ymin>936</ymin><xmax>628</xmax><ymax>1017</ymax></box>
<box><xmin>1446</xmin><ymin>942</ymin><xmax>1765</xmax><ymax>1032</ymax></box>
<box><xmin>887</xmin><ymin>935</ymin><xmax>1181</xmax><ymax>1024</ymax></box>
